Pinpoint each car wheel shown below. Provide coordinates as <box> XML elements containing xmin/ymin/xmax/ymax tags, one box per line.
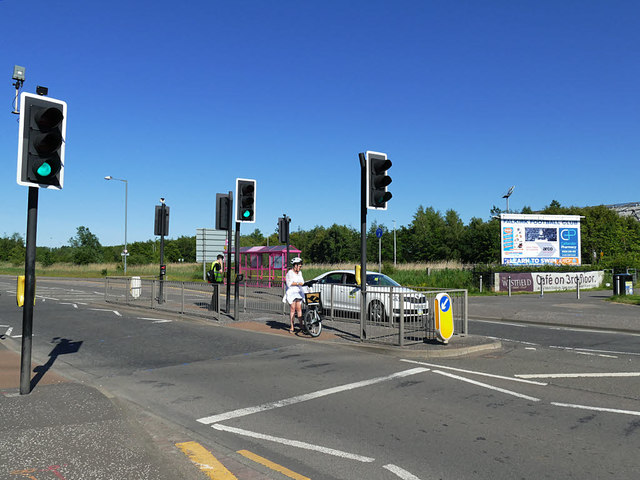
<box><xmin>367</xmin><ymin>300</ymin><xmax>387</xmax><ymax>323</ymax></box>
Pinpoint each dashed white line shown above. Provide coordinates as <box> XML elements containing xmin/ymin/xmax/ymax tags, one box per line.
<box><xmin>551</xmin><ymin>402</ymin><xmax>640</xmax><ymax>417</ymax></box>
<box><xmin>197</xmin><ymin>367</ymin><xmax>429</xmax><ymax>425</ymax></box>
<box><xmin>60</xmin><ymin>302</ymin><xmax>78</xmax><ymax>309</ymax></box>
<box><xmin>212</xmin><ymin>424</ymin><xmax>375</xmax><ymax>463</ymax></box>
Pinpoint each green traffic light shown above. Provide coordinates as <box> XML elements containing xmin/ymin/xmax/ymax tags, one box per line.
<box><xmin>243</xmin><ymin>209</ymin><xmax>252</xmax><ymax>218</ymax></box>
<box><xmin>36</xmin><ymin>162</ymin><xmax>52</xmax><ymax>177</ymax></box>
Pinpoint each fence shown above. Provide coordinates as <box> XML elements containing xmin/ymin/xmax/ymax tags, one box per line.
<box><xmin>105</xmin><ymin>277</ymin><xmax>222</xmax><ymax>319</ymax></box>
<box><xmin>105</xmin><ymin>277</ymin><xmax>467</xmax><ymax>347</ymax></box>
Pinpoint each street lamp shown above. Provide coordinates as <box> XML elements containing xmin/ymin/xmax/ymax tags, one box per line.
<box><xmin>104</xmin><ymin>176</ymin><xmax>128</xmax><ymax>275</ymax></box>
<box><xmin>502</xmin><ymin>185</ymin><xmax>515</xmax><ymax>213</ymax></box>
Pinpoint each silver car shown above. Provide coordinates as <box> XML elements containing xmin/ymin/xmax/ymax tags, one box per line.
<box><xmin>310</xmin><ymin>270</ymin><xmax>428</xmax><ymax>322</ymax></box>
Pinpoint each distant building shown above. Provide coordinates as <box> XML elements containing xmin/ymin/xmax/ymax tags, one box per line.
<box><xmin>605</xmin><ymin>202</ymin><xmax>640</xmax><ymax>222</ymax></box>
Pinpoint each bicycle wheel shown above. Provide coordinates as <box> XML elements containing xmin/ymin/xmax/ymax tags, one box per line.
<box><xmin>303</xmin><ymin>309</ymin><xmax>323</xmax><ymax>337</ymax></box>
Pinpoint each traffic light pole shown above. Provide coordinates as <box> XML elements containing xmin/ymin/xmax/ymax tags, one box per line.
<box><xmin>158</xmin><ymin>202</ymin><xmax>165</xmax><ymax>304</ymax></box>
<box><xmin>20</xmin><ymin>186</ymin><xmax>39</xmax><ymax>394</ymax></box>
<box><xmin>234</xmin><ymin>221</ymin><xmax>240</xmax><ymax>320</ymax></box>
<box><xmin>226</xmin><ymin>191</ymin><xmax>233</xmax><ymax>314</ymax></box>
<box><xmin>359</xmin><ymin>153</ymin><xmax>367</xmax><ymax>341</ymax></box>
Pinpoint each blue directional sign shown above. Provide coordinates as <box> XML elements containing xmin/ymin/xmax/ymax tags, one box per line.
<box><xmin>376</xmin><ymin>227</ymin><xmax>383</xmax><ymax>239</ymax></box>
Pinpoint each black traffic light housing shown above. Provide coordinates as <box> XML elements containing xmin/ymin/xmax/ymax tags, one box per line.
<box><xmin>17</xmin><ymin>92</ymin><xmax>67</xmax><ymax>189</ymax></box>
<box><xmin>278</xmin><ymin>216</ymin><xmax>290</xmax><ymax>244</ymax></box>
<box><xmin>154</xmin><ymin>205</ymin><xmax>170</xmax><ymax>236</ymax></box>
<box><xmin>366</xmin><ymin>151</ymin><xmax>392</xmax><ymax>210</ymax></box>
<box><xmin>216</xmin><ymin>193</ymin><xmax>232</xmax><ymax>230</ymax></box>
<box><xmin>235</xmin><ymin>178</ymin><xmax>256</xmax><ymax>223</ymax></box>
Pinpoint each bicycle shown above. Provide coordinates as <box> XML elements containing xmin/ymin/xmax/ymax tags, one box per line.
<box><xmin>301</xmin><ymin>289</ymin><xmax>323</xmax><ymax>338</ymax></box>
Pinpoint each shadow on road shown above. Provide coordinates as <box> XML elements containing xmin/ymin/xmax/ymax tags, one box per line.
<box><xmin>31</xmin><ymin>337</ymin><xmax>83</xmax><ymax>390</ymax></box>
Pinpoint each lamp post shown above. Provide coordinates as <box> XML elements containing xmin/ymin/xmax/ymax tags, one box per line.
<box><xmin>104</xmin><ymin>176</ymin><xmax>128</xmax><ymax>275</ymax></box>
<box><xmin>502</xmin><ymin>185</ymin><xmax>515</xmax><ymax>213</ymax></box>
<box><xmin>393</xmin><ymin>220</ymin><xmax>397</xmax><ymax>267</ymax></box>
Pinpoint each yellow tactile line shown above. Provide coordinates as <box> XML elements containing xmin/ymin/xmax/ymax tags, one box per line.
<box><xmin>237</xmin><ymin>449</ymin><xmax>310</xmax><ymax>480</ymax></box>
<box><xmin>176</xmin><ymin>441</ymin><xmax>238</xmax><ymax>479</ymax></box>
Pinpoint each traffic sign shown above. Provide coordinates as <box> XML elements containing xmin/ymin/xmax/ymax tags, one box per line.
<box><xmin>376</xmin><ymin>227</ymin><xmax>383</xmax><ymax>239</ymax></box>
<box><xmin>434</xmin><ymin>292</ymin><xmax>454</xmax><ymax>343</ymax></box>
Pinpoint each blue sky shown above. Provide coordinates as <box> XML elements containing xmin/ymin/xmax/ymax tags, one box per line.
<box><xmin>1</xmin><ymin>0</ymin><xmax>639</xmax><ymax>248</ymax></box>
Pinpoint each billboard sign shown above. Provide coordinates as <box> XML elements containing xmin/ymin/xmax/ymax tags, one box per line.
<box><xmin>500</xmin><ymin>214</ymin><xmax>582</xmax><ymax>266</ymax></box>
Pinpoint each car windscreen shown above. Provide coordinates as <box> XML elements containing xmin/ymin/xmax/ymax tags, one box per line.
<box><xmin>366</xmin><ymin>274</ymin><xmax>400</xmax><ymax>287</ymax></box>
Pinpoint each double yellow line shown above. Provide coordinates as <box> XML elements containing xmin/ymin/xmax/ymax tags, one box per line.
<box><xmin>176</xmin><ymin>441</ymin><xmax>309</xmax><ymax>480</ymax></box>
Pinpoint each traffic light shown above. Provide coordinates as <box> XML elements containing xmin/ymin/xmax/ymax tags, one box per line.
<box><xmin>366</xmin><ymin>151</ymin><xmax>392</xmax><ymax>210</ymax></box>
<box><xmin>278</xmin><ymin>216</ymin><xmax>290</xmax><ymax>244</ymax></box>
<box><xmin>154</xmin><ymin>205</ymin><xmax>170</xmax><ymax>236</ymax></box>
<box><xmin>216</xmin><ymin>193</ymin><xmax>231</xmax><ymax>230</ymax></box>
<box><xmin>235</xmin><ymin>178</ymin><xmax>256</xmax><ymax>223</ymax></box>
<box><xmin>17</xmin><ymin>92</ymin><xmax>67</xmax><ymax>189</ymax></box>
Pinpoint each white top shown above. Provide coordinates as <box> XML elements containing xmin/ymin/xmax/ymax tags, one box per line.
<box><xmin>283</xmin><ymin>269</ymin><xmax>305</xmax><ymax>304</ymax></box>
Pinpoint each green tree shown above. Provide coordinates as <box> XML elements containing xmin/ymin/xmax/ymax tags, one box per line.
<box><xmin>69</xmin><ymin>226</ymin><xmax>103</xmax><ymax>265</ymax></box>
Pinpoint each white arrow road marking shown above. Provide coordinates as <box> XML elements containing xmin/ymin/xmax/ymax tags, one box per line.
<box><xmin>551</xmin><ymin>402</ymin><xmax>640</xmax><ymax>417</ymax></box>
<box><xmin>433</xmin><ymin>370</ymin><xmax>540</xmax><ymax>402</ymax></box>
<box><xmin>89</xmin><ymin>308</ymin><xmax>122</xmax><ymax>316</ymax></box>
<box><xmin>383</xmin><ymin>464</ymin><xmax>422</xmax><ymax>480</ymax></box>
<box><xmin>60</xmin><ymin>303</ymin><xmax>78</xmax><ymax>309</ymax></box>
<box><xmin>212</xmin><ymin>424</ymin><xmax>375</xmax><ymax>463</ymax></box>
<box><xmin>137</xmin><ymin>317</ymin><xmax>172</xmax><ymax>323</ymax></box>
<box><xmin>197</xmin><ymin>367</ymin><xmax>429</xmax><ymax>425</ymax></box>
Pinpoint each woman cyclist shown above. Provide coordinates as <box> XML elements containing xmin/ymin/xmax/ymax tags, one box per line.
<box><xmin>283</xmin><ymin>257</ymin><xmax>305</xmax><ymax>333</ymax></box>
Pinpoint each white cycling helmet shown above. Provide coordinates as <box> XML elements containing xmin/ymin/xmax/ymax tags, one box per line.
<box><xmin>291</xmin><ymin>257</ymin><xmax>303</xmax><ymax>265</ymax></box>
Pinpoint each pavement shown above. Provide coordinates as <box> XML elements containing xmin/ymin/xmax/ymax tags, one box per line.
<box><xmin>1</xmin><ymin>287</ymin><xmax>637</xmax><ymax>479</ymax></box>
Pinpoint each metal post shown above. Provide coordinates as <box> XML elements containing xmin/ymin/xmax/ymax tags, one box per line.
<box><xmin>20</xmin><ymin>187</ymin><xmax>38</xmax><ymax>395</ymax></box>
<box><xmin>378</xmin><ymin>235</ymin><xmax>382</xmax><ymax>273</ymax></box>
<box><xmin>479</xmin><ymin>275</ymin><xmax>483</xmax><ymax>293</ymax></box>
<box><xmin>463</xmin><ymin>290</ymin><xmax>468</xmax><ymax>335</ymax></box>
<box><xmin>399</xmin><ymin>292</ymin><xmax>404</xmax><ymax>347</ymax></box>
<box><xmin>508</xmin><ymin>275</ymin><xmax>512</xmax><ymax>297</ymax></box>
<box><xmin>540</xmin><ymin>282</ymin><xmax>544</xmax><ymax>297</ymax></box>
<box><xmin>158</xmin><ymin>201</ymin><xmax>166</xmax><ymax>304</ymax></box>
<box><xmin>124</xmin><ymin>180</ymin><xmax>128</xmax><ymax>275</ymax></box>
<box><xmin>234</xmin><ymin>221</ymin><xmax>240</xmax><ymax>320</ymax></box>
<box><xmin>393</xmin><ymin>220</ymin><xmax>396</xmax><ymax>267</ymax></box>
<box><xmin>359</xmin><ymin>153</ymin><xmax>367</xmax><ymax>341</ymax></box>
<box><xmin>576</xmin><ymin>275</ymin><xmax>580</xmax><ymax>299</ymax></box>
<box><xmin>181</xmin><ymin>282</ymin><xmax>185</xmax><ymax>313</ymax></box>
<box><xmin>226</xmin><ymin>191</ymin><xmax>233</xmax><ymax>314</ymax></box>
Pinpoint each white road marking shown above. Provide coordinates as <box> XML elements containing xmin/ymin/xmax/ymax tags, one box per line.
<box><xmin>383</xmin><ymin>464</ymin><xmax>422</xmax><ymax>480</ymax></box>
<box><xmin>89</xmin><ymin>308</ymin><xmax>122</xmax><ymax>316</ymax></box>
<box><xmin>433</xmin><ymin>370</ymin><xmax>541</xmax><ymax>402</ymax></box>
<box><xmin>401</xmin><ymin>359</ymin><xmax>547</xmax><ymax>386</ymax></box>
<box><xmin>60</xmin><ymin>302</ymin><xmax>78</xmax><ymax>309</ymax></box>
<box><xmin>472</xmin><ymin>319</ymin><xmax>528</xmax><ymax>328</ymax></box>
<box><xmin>550</xmin><ymin>345</ymin><xmax>640</xmax><ymax>357</ymax></box>
<box><xmin>5</xmin><ymin>327</ymin><xmax>13</xmax><ymax>337</ymax></box>
<box><xmin>516</xmin><ymin>372</ymin><xmax>640</xmax><ymax>379</ymax></box>
<box><xmin>551</xmin><ymin>402</ymin><xmax>640</xmax><ymax>417</ymax></box>
<box><xmin>212</xmin><ymin>424</ymin><xmax>375</xmax><ymax>462</ymax></box>
<box><xmin>485</xmin><ymin>336</ymin><xmax>539</xmax><ymax>346</ymax></box>
<box><xmin>197</xmin><ymin>367</ymin><xmax>429</xmax><ymax>425</ymax></box>
<box><xmin>137</xmin><ymin>317</ymin><xmax>172</xmax><ymax>323</ymax></box>
<box><xmin>575</xmin><ymin>351</ymin><xmax>617</xmax><ymax>358</ymax></box>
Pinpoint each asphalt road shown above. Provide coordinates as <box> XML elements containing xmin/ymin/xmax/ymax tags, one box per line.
<box><xmin>1</xmin><ymin>277</ymin><xmax>638</xmax><ymax>480</ymax></box>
